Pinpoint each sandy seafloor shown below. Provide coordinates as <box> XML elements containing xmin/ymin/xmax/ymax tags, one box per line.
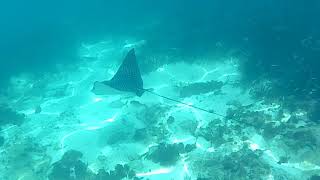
<box><xmin>0</xmin><ymin>38</ymin><xmax>320</xmax><ymax>180</ymax></box>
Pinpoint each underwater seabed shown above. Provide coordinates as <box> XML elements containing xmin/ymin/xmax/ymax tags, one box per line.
<box><xmin>0</xmin><ymin>38</ymin><xmax>320</xmax><ymax>180</ymax></box>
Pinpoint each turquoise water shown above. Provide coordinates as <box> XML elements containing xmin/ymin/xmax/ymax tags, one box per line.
<box><xmin>0</xmin><ymin>1</ymin><xmax>320</xmax><ymax>180</ymax></box>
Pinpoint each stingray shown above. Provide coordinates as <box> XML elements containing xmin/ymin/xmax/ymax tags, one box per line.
<box><xmin>92</xmin><ymin>49</ymin><xmax>224</xmax><ymax>116</ymax></box>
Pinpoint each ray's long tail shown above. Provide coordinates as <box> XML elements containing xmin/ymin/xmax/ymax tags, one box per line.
<box><xmin>143</xmin><ymin>89</ymin><xmax>225</xmax><ymax>117</ymax></box>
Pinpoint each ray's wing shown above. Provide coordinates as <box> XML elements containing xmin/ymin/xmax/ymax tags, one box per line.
<box><xmin>106</xmin><ymin>49</ymin><xmax>144</xmax><ymax>96</ymax></box>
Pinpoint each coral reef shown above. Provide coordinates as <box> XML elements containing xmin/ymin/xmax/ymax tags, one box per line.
<box><xmin>225</xmin><ymin>101</ymin><xmax>289</xmax><ymax>140</ymax></box>
<box><xmin>282</xmin><ymin>128</ymin><xmax>319</xmax><ymax>152</ymax></box>
<box><xmin>225</xmin><ymin>101</ymin><xmax>268</xmax><ymax>129</ymax></box>
<box><xmin>144</xmin><ymin>143</ymin><xmax>182</xmax><ymax>166</ymax></box>
<box><xmin>190</xmin><ymin>145</ymin><xmax>271</xmax><ymax>180</ymax></box>
<box><xmin>49</xmin><ymin>150</ymin><xmax>87</xmax><ymax>180</ymax></box>
<box><xmin>48</xmin><ymin>150</ymin><xmax>140</xmax><ymax>180</ymax></box>
<box><xmin>197</xmin><ymin>120</ymin><xmax>230</xmax><ymax>147</ymax></box>
<box><xmin>94</xmin><ymin>164</ymin><xmax>138</xmax><ymax>180</ymax></box>
<box><xmin>249</xmin><ymin>79</ymin><xmax>274</xmax><ymax>100</ymax></box>
<box><xmin>143</xmin><ymin>142</ymin><xmax>196</xmax><ymax>166</ymax></box>
<box><xmin>221</xmin><ymin>147</ymin><xmax>270</xmax><ymax>179</ymax></box>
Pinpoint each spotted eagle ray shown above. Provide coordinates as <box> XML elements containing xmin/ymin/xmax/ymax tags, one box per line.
<box><xmin>92</xmin><ymin>49</ymin><xmax>224</xmax><ymax>116</ymax></box>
